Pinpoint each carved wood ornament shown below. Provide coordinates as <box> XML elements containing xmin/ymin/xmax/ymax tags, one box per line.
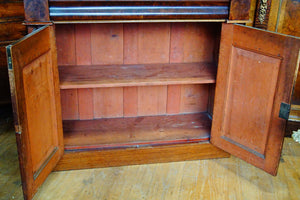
<box><xmin>258</xmin><ymin>0</ymin><xmax>268</xmax><ymax>24</ymax></box>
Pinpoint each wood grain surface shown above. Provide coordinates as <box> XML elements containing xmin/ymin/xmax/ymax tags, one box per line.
<box><xmin>8</xmin><ymin>26</ymin><xmax>64</xmax><ymax>200</ymax></box>
<box><xmin>57</xmin><ymin>23</ymin><xmax>220</xmax><ymax>121</ymax></box>
<box><xmin>59</xmin><ymin>63</ymin><xmax>217</xmax><ymax>89</ymax></box>
<box><xmin>211</xmin><ymin>23</ymin><xmax>300</xmax><ymax>175</ymax></box>
<box><xmin>1</xmin><ymin>112</ymin><xmax>300</xmax><ymax>200</ymax></box>
<box><xmin>63</xmin><ymin>113</ymin><xmax>211</xmax><ymax>149</ymax></box>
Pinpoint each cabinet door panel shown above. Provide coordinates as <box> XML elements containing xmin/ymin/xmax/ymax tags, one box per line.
<box><xmin>211</xmin><ymin>23</ymin><xmax>300</xmax><ymax>175</ymax></box>
<box><xmin>7</xmin><ymin>26</ymin><xmax>63</xmax><ymax>200</ymax></box>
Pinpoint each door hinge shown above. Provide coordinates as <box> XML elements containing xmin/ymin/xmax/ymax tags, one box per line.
<box><xmin>279</xmin><ymin>102</ymin><xmax>290</xmax><ymax>120</ymax></box>
<box><xmin>15</xmin><ymin>125</ymin><xmax>22</xmax><ymax>135</ymax></box>
<box><xmin>6</xmin><ymin>45</ymin><xmax>12</xmax><ymax>70</ymax></box>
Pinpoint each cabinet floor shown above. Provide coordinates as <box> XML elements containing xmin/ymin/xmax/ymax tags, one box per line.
<box><xmin>0</xmin><ymin>107</ymin><xmax>299</xmax><ymax>200</ymax></box>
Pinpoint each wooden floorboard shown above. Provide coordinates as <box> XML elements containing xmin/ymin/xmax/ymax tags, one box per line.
<box><xmin>0</xmin><ymin>106</ymin><xmax>300</xmax><ymax>200</ymax></box>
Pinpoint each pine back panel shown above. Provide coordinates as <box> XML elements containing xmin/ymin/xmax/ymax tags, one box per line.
<box><xmin>55</xmin><ymin>23</ymin><xmax>221</xmax><ymax>120</ymax></box>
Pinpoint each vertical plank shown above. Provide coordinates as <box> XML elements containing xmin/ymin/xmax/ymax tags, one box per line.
<box><xmin>167</xmin><ymin>85</ymin><xmax>181</xmax><ymax>114</ymax></box>
<box><xmin>207</xmin><ymin>84</ymin><xmax>216</xmax><ymax>116</ymax></box>
<box><xmin>55</xmin><ymin>24</ymin><xmax>76</xmax><ymax>65</ymax></box>
<box><xmin>180</xmin><ymin>85</ymin><xmax>209</xmax><ymax>113</ymax></box>
<box><xmin>94</xmin><ymin>87</ymin><xmax>123</xmax><ymax>118</ymax></box>
<box><xmin>138</xmin><ymin>86</ymin><xmax>167</xmax><ymax>116</ymax></box>
<box><xmin>183</xmin><ymin>23</ymin><xmax>215</xmax><ymax>63</ymax></box>
<box><xmin>91</xmin><ymin>24</ymin><xmax>123</xmax><ymax>65</ymax></box>
<box><xmin>170</xmin><ymin>23</ymin><xmax>185</xmax><ymax>63</ymax></box>
<box><xmin>75</xmin><ymin>24</ymin><xmax>92</xmax><ymax>65</ymax></box>
<box><xmin>170</xmin><ymin>23</ymin><xmax>216</xmax><ymax>63</ymax></box>
<box><xmin>60</xmin><ymin>89</ymin><xmax>78</xmax><ymax>120</ymax></box>
<box><xmin>123</xmin><ymin>87</ymin><xmax>138</xmax><ymax>117</ymax></box>
<box><xmin>78</xmin><ymin>89</ymin><xmax>94</xmax><ymax>120</ymax></box>
<box><xmin>137</xmin><ymin>23</ymin><xmax>170</xmax><ymax>64</ymax></box>
<box><xmin>123</xmin><ymin>23</ymin><xmax>138</xmax><ymax>64</ymax></box>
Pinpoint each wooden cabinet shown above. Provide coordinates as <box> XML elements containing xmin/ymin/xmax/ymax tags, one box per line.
<box><xmin>6</xmin><ymin>0</ymin><xmax>300</xmax><ymax>199</ymax></box>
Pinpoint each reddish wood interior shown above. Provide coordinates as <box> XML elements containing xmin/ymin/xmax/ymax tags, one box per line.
<box><xmin>55</xmin><ymin>22</ymin><xmax>221</xmax><ymax>149</ymax></box>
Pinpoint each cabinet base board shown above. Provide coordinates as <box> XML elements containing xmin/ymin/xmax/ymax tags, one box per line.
<box><xmin>54</xmin><ymin>142</ymin><xmax>230</xmax><ymax>171</ymax></box>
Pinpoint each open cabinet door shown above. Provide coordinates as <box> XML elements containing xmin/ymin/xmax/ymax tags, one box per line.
<box><xmin>6</xmin><ymin>26</ymin><xmax>63</xmax><ymax>199</ymax></box>
<box><xmin>211</xmin><ymin>24</ymin><xmax>300</xmax><ymax>175</ymax></box>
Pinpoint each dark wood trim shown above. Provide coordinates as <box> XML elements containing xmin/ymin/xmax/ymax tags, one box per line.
<box><xmin>49</xmin><ymin>4</ymin><xmax>229</xmax><ymax>21</ymax></box>
<box><xmin>24</xmin><ymin>0</ymin><xmax>50</xmax><ymax>23</ymax></box>
<box><xmin>229</xmin><ymin>0</ymin><xmax>252</xmax><ymax>20</ymax></box>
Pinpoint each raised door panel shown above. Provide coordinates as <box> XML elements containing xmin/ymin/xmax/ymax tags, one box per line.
<box><xmin>7</xmin><ymin>26</ymin><xmax>63</xmax><ymax>200</ymax></box>
<box><xmin>211</xmin><ymin>23</ymin><xmax>300</xmax><ymax>175</ymax></box>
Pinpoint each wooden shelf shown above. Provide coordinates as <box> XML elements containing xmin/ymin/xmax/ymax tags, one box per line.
<box><xmin>63</xmin><ymin>113</ymin><xmax>211</xmax><ymax>150</ymax></box>
<box><xmin>59</xmin><ymin>62</ymin><xmax>217</xmax><ymax>89</ymax></box>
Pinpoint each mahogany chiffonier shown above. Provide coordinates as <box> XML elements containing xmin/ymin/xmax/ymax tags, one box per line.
<box><xmin>6</xmin><ymin>0</ymin><xmax>300</xmax><ymax>199</ymax></box>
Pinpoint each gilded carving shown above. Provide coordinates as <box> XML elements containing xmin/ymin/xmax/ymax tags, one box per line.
<box><xmin>258</xmin><ymin>0</ymin><xmax>268</xmax><ymax>24</ymax></box>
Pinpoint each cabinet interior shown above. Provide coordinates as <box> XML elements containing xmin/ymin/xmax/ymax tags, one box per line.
<box><xmin>55</xmin><ymin>22</ymin><xmax>221</xmax><ymax>151</ymax></box>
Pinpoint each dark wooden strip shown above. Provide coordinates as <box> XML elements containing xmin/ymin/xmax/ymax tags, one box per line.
<box><xmin>49</xmin><ymin>4</ymin><xmax>229</xmax><ymax>21</ymax></box>
<box><xmin>64</xmin><ymin>138</ymin><xmax>209</xmax><ymax>150</ymax></box>
<box><xmin>0</xmin><ymin>2</ymin><xmax>24</xmax><ymax>19</ymax></box>
<box><xmin>0</xmin><ymin>46</ymin><xmax>8</xmax><ymax>67</ymax></box>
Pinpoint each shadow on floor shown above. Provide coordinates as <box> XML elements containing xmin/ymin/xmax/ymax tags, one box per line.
<box><xmin>0</xmin><ymin>104</ymin><xmax>23</xmax><ymax>200</ymax></box>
